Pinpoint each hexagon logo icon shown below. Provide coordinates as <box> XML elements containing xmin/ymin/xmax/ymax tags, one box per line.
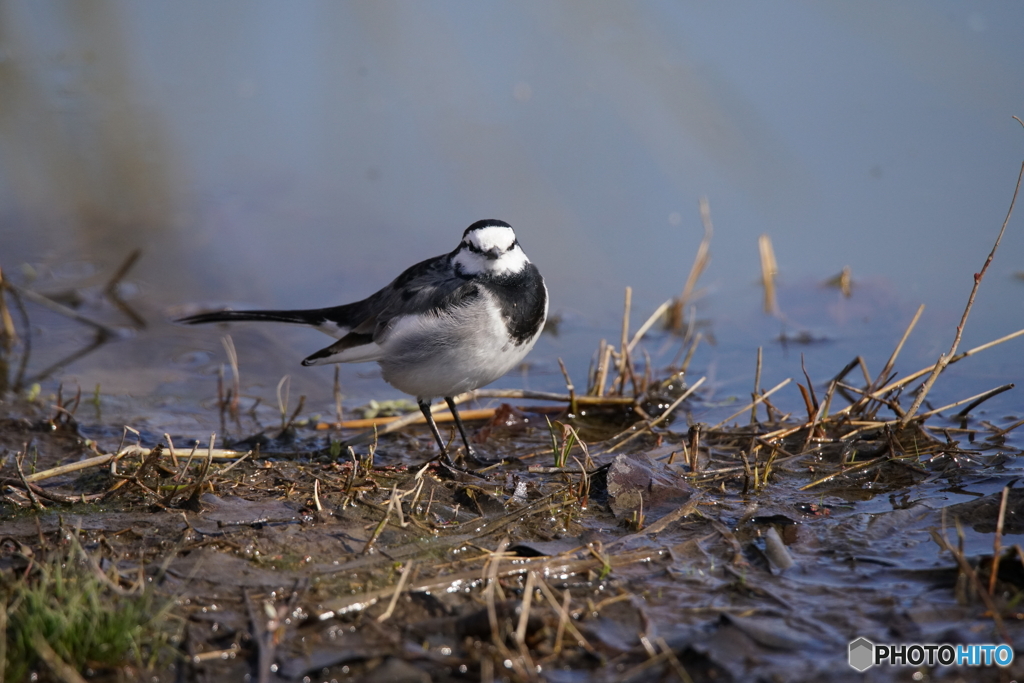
<box><xmin>849</xmin><ymin>637</ymin><xmax>875</xmax><ymax>671</ymax></box>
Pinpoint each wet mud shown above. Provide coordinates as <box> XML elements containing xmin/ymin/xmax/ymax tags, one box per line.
<box><xmin>1</xmin><ymin>393</ymin><xmax>1021</xmax><ymax>682</ymax></box>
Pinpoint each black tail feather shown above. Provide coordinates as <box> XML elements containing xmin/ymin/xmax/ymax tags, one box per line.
<box><xmin>177</xmin><ymin>309</ymin><xmax>327</xmax><ymax>326</ymax></box>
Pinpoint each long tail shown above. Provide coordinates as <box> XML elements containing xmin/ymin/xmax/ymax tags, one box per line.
<box><xmin>177</xmin><ymin>308</ymin><xmax>329</xmax><ymax>326</ymax></box>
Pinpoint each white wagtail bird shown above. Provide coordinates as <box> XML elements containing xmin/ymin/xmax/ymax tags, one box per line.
<box><xmin>178</xmin><ymin>219</ymin><xmax>548</xmax><ymax>466</ymax></box>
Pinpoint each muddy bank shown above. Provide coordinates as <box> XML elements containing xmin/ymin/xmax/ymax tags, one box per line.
<box><xmin>1</xmin><ymin>386</ymin><xmax>1021</xmax><ymax>682</ymax></box>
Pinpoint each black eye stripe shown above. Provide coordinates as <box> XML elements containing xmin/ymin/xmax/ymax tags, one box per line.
<box><xmin>463</xmin><ymin>240</ymin><xmax>516</xmax><ymax>255</ymax></box>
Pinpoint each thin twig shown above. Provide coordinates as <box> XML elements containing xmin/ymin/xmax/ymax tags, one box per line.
<box><xmin>627</xmin><ymin>299</ymin><xmax>673</xmax><ymax>354</ymax></box>
<box><xmin>872</xmin><ymin>304</ymin><xmax>924</xmax><ymax>393</ymax></box>
<box><xmin>750</xmin><ymin>347</ymin><xmax>763</xmax><ymax>425</ymax></box>
<box><xmin>222</xmin><ymin>335</ymin><xmax>241</xmax><ymax>421</ymax></box>
<box><xmin>709</xmin><ymin>378</ymin><xmax>792</xmax><ymax>431</ymax></box>
<box><xmin>377</xmin><ymin>560</ymin><xmax>415</xmax><ymax>622</ymax></box>
<box><xmin>601</xmin><ymin>377</ymin><xmax>705</xmax><ymax>451</ymax></box>
<box><xmin>988</xmin><ymin>484</ymin><xmax>1011</xmax><ymax>596</ymax></box>
<box><xmin>15</xmin><ymin>447</ymin><xmax>44</xmax><ymax>510</ymax></box>
<box><xmin>6</xmin><ymin>283</ymin><xmax>115</xmax><ymax>337</ymax></box>
<box><xmin>906</xmin><ymin>384</ymin><xmax>1014</xmax><ymax>423</ymax></box>
<box><xmin>336</xmin><ymin>389</ymin><xmax>635</xmax><ymax>445</ymax></box>
<box><xmin>558</xmin><ymin>357</ymin><xmax>578</xmax><ymax>416</ymax></box>
<box><xmin>835</xmin><ymin>328</ymin><xmax>1024</xmax><ymax>418</ymax></box>
<box><xmin>671</xmin><ymin>198</ymin><xmax>713</xmax><ymax>332</ymax></box>
<box><xmin>515</xmin><ymin>570</ymin><xmax>537</xmax><ymax>646</ymax></box>
<box><xmin>929</xmin><ymin>528</ymin><xmax>1010</xmax><ymax>643</ymax></box>
<box><xmin>902</xmin><ymin>155</ymin><xmax>1023</xmax><ymax>424</ymax></box>
<box><xmin>678</xmin><ymin>331</ymin><xmax>702</xmax><ymax>376</ymax></box>
<box><xmin>104</xmin><ymin>249</ymin><xmax>146</xmax><ymax>328</ymax></box>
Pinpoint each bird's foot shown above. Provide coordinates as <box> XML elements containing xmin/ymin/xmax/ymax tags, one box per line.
<box><xmin>425</xmin><ymin>448</ymin><xmax>497</xmax><ymax>480</ymax></box>
<box><xmin>458</xmin><ymin>445</ymin><xmax>495</xmax><ymax>467</ymax></box>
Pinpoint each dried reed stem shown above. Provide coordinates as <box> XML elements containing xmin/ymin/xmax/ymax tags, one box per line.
<box><xmin>988</xmin><ymin>485</ymin><xmax>1010</xmax><ymax>596</ymax></box>
<box><xmin>672</xmin><ymin>198</ymin><xmax>713</xmax><ymax>331</ymax></box>
<box><xmin>710</xmin><ymin>378</ymin><xmax>792</xmax><ymax>431</ymax></box>
<box><xmin>901</xmin><ymin>155</ymin><xmax>1023</xmax><ymax>424</ymax></box>
<box><xmin>835</xmin><ymin>328</ymin><xmax>1024</xmax><ymax>418</ymax></box>
<box><xmin>758</xmin><ymin>233</ymin><xmax>778</xmax><ymax>315</ymax></box>
<box><xmin>872</xmin><ymin>304</ymin><xmax>924</xmax><ymax>393</ymax></box>
<box><xmin>627</xmin><ymin>299</ymin><xmax>672</xmax><ymax>354</ymax></box>
<box><xmin>750</xmin><ymin>347</ymin><xmax>763</xmax><ymax>425</ymax></box>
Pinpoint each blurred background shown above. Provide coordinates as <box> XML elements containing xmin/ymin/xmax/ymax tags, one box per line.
<box><xmin>1</xmin><ymin>1</ymin><xmax>1022</xmax><ymax>437</ymax></box>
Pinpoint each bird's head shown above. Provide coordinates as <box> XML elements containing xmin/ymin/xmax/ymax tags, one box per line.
<box><xmin>452</xmin><ymin>219</ymin><xmax>530</xmax><ymax>277</ymax></box>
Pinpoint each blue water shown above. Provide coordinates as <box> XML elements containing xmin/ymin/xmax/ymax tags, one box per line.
<box><xmin>1</xmin><ymin>1</ymin><xmax>1022</xmax><ymax>439</ymax></box>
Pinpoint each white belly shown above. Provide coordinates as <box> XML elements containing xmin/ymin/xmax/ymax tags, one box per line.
<box><xmin>377</xmin><ymin>293</ymin><xmax>541</xmax><ymax>399</ymax></box>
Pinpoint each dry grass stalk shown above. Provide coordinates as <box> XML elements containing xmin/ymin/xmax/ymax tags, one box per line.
<box><xmin>515</xmin><ymin>570</ymin><xmax>537</xmax><ymax>647</ymax></box>
<box><xmin>988</xmin><ymin>485</ymin><xmax>1011</xmax><ymax>597</ymax></box>
<box><xmin>670</xmin><ymin>197</ymin><xmax>713</xmax><ymax>332</ymax></box>
<box><xmin>320</xmin><ymin>407</ymin><xmax>496</xmax><ymax>431</ymax></box>
<box><xmin>687</xmin><ymin>424</ymin><xmax>701</xmax><ymax>473</ymax></box>
<box><xmin>835</xmin><ymin>327</ymin><xmax>1024</xmax><ymax>420</ymax></box>
<box><xmin>483</xmin><ymin>541</ymin><xmax>507</xmax><ymax>634</ymax></box>
<box><xmin>7</xmin><ymin>282</ymin><xmax>114</xmax><ymax>338</ymax></box>
<box><xmin>0</xmin><ymin>266</ymin><xmax>18</xmax><ymax>351</ymax></box>
<box><xmin>601</xmin><ymin>376</ymin><xmax>705</xmax><ymax>452</ymax></box>
<box><xmin>557</xmin><ymin>357</ymin><xmax>577</xmax><ymax>415</ymax></box>
<box><xmin>619</xmin><ymin>286</ymin><xmax>631</xmax><ymax>372</ymax></box>
<box><xmin>163</xmin><ymin>432</ymin><xmax>180</xmax><ymax>467</ymax></box>
<box><xmin>327</xmin><ymin>388</ymin><xmax>638</xmax><ymax>442</ymax></box>
<box><xmin>709</xmin><ymin>378</ymin><xmax>792</xmax><ymax>431</ymax></box>
<box><xmin>678</xmin><ymin>331</ymin><xmax>702</xmax><ymax>376</ymax></box>
<box><xmin>872</xmin><ymin>304</ymin><xmax>925</xmax><ymax>394</ymax></box>
<box><xmin>954</xmin><ymin>383</ymin><xmax>1015</xmax><ymax>417</ymax></box>
<box><xmin>930</xmin><ymin>526</ymin><xmax>1010</xmax><ymax>643</ymax></box>
<box><xmin>627</xmin><ymin>299</ymin><xmax>672</xmax><ymax>355</ymax></box>
<box><xmin>594</xmin><ymin>340</ymin><xmax>614</xmax><ymax>397</ymax></box>
<box><xmin>168</xmin><ymin>439</ymin><xmax>200</xmax><ymax>499</ymax></box>
<box><xmin>902</xmin><ymin>155</ymin><xmax>1023</xmax><ymax>424</ymax></box>
<box><xmin>607</xmin><ymin>287</ymin><xmax>641</xmax><ymax>397</ymax></box>
<box><xmin>376</xmin><ymin>560</ymin><xmax>415</xmax><ymax>623</ymax></box>
<box><xmin>537</xmin><ymin>578</ymin><xmax>594</xmax><ymax>656</ymax></box>
<box><xmin>15</xmin><ymin>447</ymin><xmax>44</xmax><ymax>510</ymax></box>
<box><xmin>991</xmin><ymin>417</ymin><xmax>1024</xmax><ymax>438</ymax></box>
<box><xmin>103</xmin><ymin>248</ymin><xmax>146</xmax><ymax>328</ymax></box>
<box><xmin>750</xmin><ymin>347</ymin><xmax>763</xmax><ymax>424</ymax></box>
<box><xmin>758</xmin><ymin>233</ymin><xmax>778</xmax><ymax>315</ymax></box>
<box><xmin>800</xmin><ymin>380</ymin><xmax>837</xmax><ymax>452</ymax></box>
<box><xmin>21</xmin><ymin>443</ymin><xmax>247</xmax><ymax>486</ymax></box>
<box><xmin>216</xmin><ymin>449</ymin><xmax>252</xmax><ymax>476</ymax></box>
<box><xmin>898</xmin><ymin>383</ymin><xmax>1014</xmax><ymax>425</ymax></box>
<box><xmin>798</xmin><ymin>452</ymin><xmax>895</xmax><ymax>491</ymax></box>
<box><xmin>221</xmin><ymin>334</ymin><xmax>241</xmax><ymax>424</ymax></box>
<box><xmin>796</xmin><ymin>383</ymin><xmax>815</xmax><ymax>424</ymax></box>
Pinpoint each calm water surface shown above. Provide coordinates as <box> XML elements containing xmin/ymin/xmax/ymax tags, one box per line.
<box><xmin>1</xmin><ymin>2</ymin><xmax>1022</xmax><ymax>441</ymax></box>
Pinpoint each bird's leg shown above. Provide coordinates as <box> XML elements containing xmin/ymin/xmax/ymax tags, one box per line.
<box><xmin>418</xmin><ymin>398</ymin><xmax>458</xmax><ymax>467</ymax></box>
<box><xmin>445</xmin><ymin>396</ymin><xmax>477</xmax><ymax>459</ymax></box>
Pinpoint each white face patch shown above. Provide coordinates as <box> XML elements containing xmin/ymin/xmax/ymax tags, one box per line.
<box><xmin>465</xmin><ymin>226</ymin><xmax>516</xmax><ymax>253</ymax></box>
<box><xmin>454</xmin><ymin>225</ymin><xmax>530</xmax><ymax>276</ymax></box>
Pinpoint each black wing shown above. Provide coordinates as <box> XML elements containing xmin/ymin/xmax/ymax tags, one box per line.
<box><xmin>176</xmin><ymin>252</ymin><xmax>465</xmax><ymax>336</ymax></box>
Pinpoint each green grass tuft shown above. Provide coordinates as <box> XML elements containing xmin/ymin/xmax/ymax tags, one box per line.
<box><xmin>3</xmin><ymin>541</ymin><xmax>176</xmax><ymax>681</ymax></box>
